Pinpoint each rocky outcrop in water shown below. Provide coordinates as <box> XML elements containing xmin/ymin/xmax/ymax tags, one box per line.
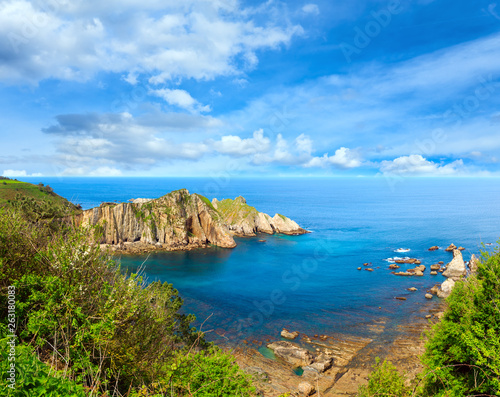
<box><xmin>71</xmin><ymin>189</ymin><xmax>307</xmax><ymax>252</ymax></box>
<box><xmin>443</xmin><ymin>249</ymin><xmax>466</xmax><ymax>279</ymax></box>
<box><xmin>212</xmin><ymin>196</ymin><xmax>309</xmax><ymax>236</ymax></box>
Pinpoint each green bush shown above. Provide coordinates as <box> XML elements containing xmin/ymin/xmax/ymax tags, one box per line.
<box><xmin>358</xmin><ymin>357</ymin><xmax>410</xmax><ymax>397</ymax></box>
<box><xmin>0</xmin><ymin>338</ymin><xmax>86</xmax><ymax>397</ymax></box>
<box><xmin>421</xmin><ymin>245</ymin><xmax>500</xmax><ymax>396</ymax></box>
<box><xmin>0</xmin><ymin>207</ymin><xmax>255</xmax><ymax>396</ymax></box>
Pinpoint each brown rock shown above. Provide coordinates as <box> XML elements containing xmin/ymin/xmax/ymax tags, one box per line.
<box><xmin>439</xmin><ymin>261</ymin><xmax>444</xmax><ymax>264</ymax></box>
<box><xmin>281</xmin><ymin>329</ymin><xmax>300</xmax><ymax>340</ymax></box>
<box><xmin>357</xmin><ymin>267</ymin><xmax>362</xmax><ymax>270</ymax></box>
<box><xmin>425</xmin><ymin>294</ymin><xmax>433</xmax><ymax>299</ymax></box>
<box><xmin>430</xmin><ymin>271</ymin><xmax>438</xmax><ymax>275</ymax></box>
<box><xmin>298</xmin><ymin>382</ymin><xmax>315</xmax><ymax>396</ymax></box>
<box><xmin>469</xmin><ymin>254</ymin><xmax>479</xmax><ymax>273</ymax></box>
<box><xmin>445</xmin><ymin>244</ymin><xmax>457</xmax><ymax>252</ymax></box>
<box><xmin>430</xmin><ymin>285</ymin><xmax>439</xmax><ymax>295</ymax></box>
<box><xmin>428</xmin><ymin>246</ymin><xmax>439</xmax><ymax>251</ymax></box>
<box><xmin>430</xmin><ymin>264</ymin><xmax>441</xmax><ymax>271</ymax></box>
<box><xmin>408</xmin><ymin>287</ymin><xmax>418</xmax><ymax>291</ymax></box>
<box><xmin>389</xmin><ymin>264</ymin><xmax>400</xmax><ymax>269</ymax></box>
<box><xmin>267</xmin><ymin>341</ymin><xmax>313</xmax><ymax>367</ymax></box>
<box><xmin>395</xmin><ymin>297</ymin><xmax>407</xmax><ymax>301</ymax></box>
<box><xmin>365</xmin><ymin>268</ymin><xmax>374</xmax><ymax>272</ymax></box>
<box><xmin>458</xmin><ymin>246</ymin><xmax>465</xmax><ymax>251</ymax></box>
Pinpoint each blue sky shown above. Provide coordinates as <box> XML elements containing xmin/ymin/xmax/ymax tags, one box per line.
<box><xmin>1</xmin><ymin>0</ymin><xmax>500</xmax><ymax>177</ymax></box>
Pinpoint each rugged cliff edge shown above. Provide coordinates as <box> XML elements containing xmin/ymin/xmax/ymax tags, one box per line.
<box><xmin>72</xmin><ymin>189</ymin><xmax>307</xmax><ymax>252</ymax></box>
<box><xmin>212</xmin><ymin>196</ymin><xmax>308</xmax><ymax>236</ymax></box>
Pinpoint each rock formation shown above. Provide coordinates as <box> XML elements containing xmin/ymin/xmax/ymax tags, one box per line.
<box><xmin>442</xmin><ymin>249</ymin><xmax>466</xmax><ymax>279</ymax></box>
<box><xmin>469</xmin><ymin>254</ymin><xmax>479</xmax><ymax>273</ymax></box>
<box><xmin>212</xmin><ymin>196</ymin><xmax>309</xmax><ymax>236</ymax></box>
<box><xmin>281</xmin><ymin>329</ymin><xmax>299</xmax><ymax>340</ymax></box>
<box><xmin>437</xmin><ymin>278</ymin><xmax>455</xmax><ymax>298</ymax></box>
<box><xmin>267</xmin><ymin>341</ymin><xmax>313</xmax><ymax>367</ymax></box>
<box><xmin>445</xmin><ymin>243</ymin><xmax>457</xmax><ymax>252</ymax></box>
<box><xmin>71</xmin><ymin>189</ymin><xmax>307</xmax><ymax>252</ymax></box>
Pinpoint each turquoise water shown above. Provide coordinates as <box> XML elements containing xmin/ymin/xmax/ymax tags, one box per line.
<box><xmin>21</xmin><ymin>177</ymin><xmax>500</xmax><ymax>344</ymax></box>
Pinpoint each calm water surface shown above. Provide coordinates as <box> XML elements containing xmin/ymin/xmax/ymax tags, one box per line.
<box><xmin>21</xmin><ymin>177</ymin><xmax>500</xmax><ymax>343</ymax></box>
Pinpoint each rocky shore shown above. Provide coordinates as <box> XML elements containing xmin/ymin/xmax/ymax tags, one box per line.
<box><xmin>232</xmin><ymin>305</ymin><xmax>444</xmax><ymax>397</ymax></box>
<box><xmin>69</xmin><ymin>189</ymin><xmax>308</xmax><ymax>254</ymax></box>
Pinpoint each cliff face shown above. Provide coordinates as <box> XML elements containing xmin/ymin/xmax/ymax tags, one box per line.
<box><xmin>73</xmin><ymin>189</ymin><xmax>236</xmax><ymax>249</ymax></box>
<box><xmin>212</xmin><ymin>196</ymin><xmax>309</xmax><ymax>236</ymax></box>
<box><xmin>73</xmin><ymin>190</ymin><xmax>307</xmax><ymax>252</ymax></box>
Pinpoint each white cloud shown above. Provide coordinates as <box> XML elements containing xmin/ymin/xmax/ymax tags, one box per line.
<box><xmin>2</xmin><ymin>170</ymin><xmax>43</xmax><ymax>177</ymax></box>
<box><xmin>305</xmin><ymin>147</ymin><xmax>362</xmax><ymax>168</ymax></box>
<box><xmin>302</xmin><ymin>4</ymin><xmax>320</xmax><ymax>15</ymax></box>
<box><xmin>212</xmin><ymin>129</ymin><xmax>271</xmax><ymax>156</ymax></box>
<box><xmin>379</xmin><ymin>155</ymin><xmax>465</xmax><ymax>176</ymax></box>
<box><xmin>0</xmin><ymin>0</ymin><xmax>303</xmax><ymax>84</ymax></box>
<box><xmin>150</xmin><ymin>88</ymin><xmax>211</xmax><ymax>113</ymax></box>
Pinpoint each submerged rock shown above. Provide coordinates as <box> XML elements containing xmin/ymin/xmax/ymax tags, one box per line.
<box><xmin>281</xmin><ymin>329</ymin><xmax>300</xmax><ymax>340</ymax></box>
<box><xmin>267</xmin><ymin>341</ymin><xmax>314</xmax><ymax>367</ymax></box>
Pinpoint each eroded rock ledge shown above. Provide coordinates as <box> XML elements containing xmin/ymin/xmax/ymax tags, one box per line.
<box><xmin>71</xmin><ymin>189</ymin><xmax>308</xmax><ymax>253</ymax></box>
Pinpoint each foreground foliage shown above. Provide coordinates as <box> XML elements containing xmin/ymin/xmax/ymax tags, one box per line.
<box><xmin>0</xmin><ymin>207</ymin><xmax>255</xmax><ymax>396</ymax></box>
<box><xmin>357</xmin><ymin>358</ymin><xmax>410</xmax><ymax>397</ymax></box>
<box><xmin>421</xmin><ymin>245</ymin><xmax>500</xmax><ymax>396</ymax></box>
<box><xmin>358</xmin><ymin>244</ymin><xmax>500</xmax><ymax>397</ymax></box>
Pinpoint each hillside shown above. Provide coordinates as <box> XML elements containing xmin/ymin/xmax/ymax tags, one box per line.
<box><xmin>0</xmin><ymin>177</ymin><xmax>79</xmax><ymax>217</ymax></box>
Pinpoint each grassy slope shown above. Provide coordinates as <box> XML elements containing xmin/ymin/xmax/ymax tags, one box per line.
<box><xmin>215</xmin><ymin>197</ymin><xmax>259</xmax><ymax>225</ymax></box>
<box><xmin>0</xmin><ymin>178</ymin><xmax>79</xmax><ymax>213</ymax></box>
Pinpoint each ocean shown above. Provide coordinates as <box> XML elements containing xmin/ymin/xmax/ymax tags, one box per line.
<box><xmin>21</xmin><ymin>176</ymin><xmax>500</xmax><ymax>346</ymax></box>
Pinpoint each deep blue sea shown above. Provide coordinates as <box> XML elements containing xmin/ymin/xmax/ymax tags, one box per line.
<box><xmin>21</xmin><ymin>177</ymin><xmax>500</xmax><ymax>345</ymax></box>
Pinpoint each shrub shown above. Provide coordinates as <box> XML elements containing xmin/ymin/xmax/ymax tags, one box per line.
<box><xmin>358</xmin><ymin>358</ymin><xmax>410</xmax><ymax>397</ymax></box>
<box><xmin>0</xmin><ymin>338</ymin><xmax>87</xmax><ymax>397</ymax></box>
<box><xmin>0</xmin><ymin>207</ymin><xmax>255</xmax><ymax>396</ymax></box>
<box><xmin>421</xmin><ymin>244</ymin><xmax>500</xmax><ymax>396</ymax></box>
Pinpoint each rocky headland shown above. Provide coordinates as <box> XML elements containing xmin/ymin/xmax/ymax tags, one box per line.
<box><xmin>70</xmin><ymin>189</ymin><xmax>308</xmax><ymax>253</ymax></box>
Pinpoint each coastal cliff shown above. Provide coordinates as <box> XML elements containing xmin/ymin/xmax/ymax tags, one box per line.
<box><xmin>72</xmin><ymin>189</ymin><xmax>307</xmax><ymax>251</ymax></box>
<box><xmin>212</xmin><ymin>196</ymin><xmax>309</xmax><ymax>236</ymax></box>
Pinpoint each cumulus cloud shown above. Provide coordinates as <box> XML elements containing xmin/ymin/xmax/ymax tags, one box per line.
<box><xmin>302</xmin><ymin>4</ymin><xmax>320</xmax><ymax>15</ymax></box>
<box><xmin>212</xmin><ymin>129</ymin><xmax>271</xmax><ymax>156</ymax></box>
<box><xmin>2</xmin><ymin>170</ymin><xmax>43</xmax><ymax>177</ymax></box>
<box><xmin>305</xmin><ymin>147</ymin><xmax>362</xmax><ymax>168</ymax></box>
<box><xmin>150</xmin><ymin>88</ymin><xmax>211</xmax><ymax>113</ymax></box>
<box><xmin>379</xmin><ymin>155</ymin><xmax>465</xmax><ymax>175</ymax></box>
<box><xmin>0</xmin><ymin>0</ymin><xmax>303</xmax><ymax>84</ymax></box>
<box><xmin>42</xmin><ymin>112</ymin><xmax>364</xmax><ymax>174</ymax></box>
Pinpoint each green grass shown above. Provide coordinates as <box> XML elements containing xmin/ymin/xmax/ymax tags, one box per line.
<box><xmin>0</xmin><ymin>179</ymin><xmax>75</xmax><ymax>210</ymax></box>
<box><xmin>215</xmin><ymin>198</ymin><xmax>259</xmax><ymax>224</ymax></box>
<box><xmin>195</xmin><ymin>194</ymin><xmax>217</xmax><ymax>211</ymax></box>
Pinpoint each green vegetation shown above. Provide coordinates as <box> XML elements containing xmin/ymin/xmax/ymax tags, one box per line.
<box><xmin>421</xmin><ymin>244</ymin><xmax>500</xmax><ymax>396</ymax></box>
<box><xmin>359</xmin><ymin>244</ymin><xmax>500</xmax><ymax>397</ymax></box>
<box><xmin>196</xmin><ymin>194</ymin><xmax>216</xmax><ymax>211</ymax></box>
<box><xmin>0</xmin><ymin>338</ymin><xmax>87</xmax><ymax>396</ymax></box>
<box><xmin>215</xmin><ymin>197</ymin><xmax>259</xmax><ymax>224</ymax></box>
<box><xmin>0</xmin><ymin>178</ymin><xmax>80</xmax><ymax>221</ymax></box>
<box><xmin>358</xmin><ymin>358</ymin><xmax>410</xmax><ymax>397</ymax></box>
<box><xmin>0</xmin><ymin>205</ymin><xmax>256</xmax><ymax>396</ymax></box>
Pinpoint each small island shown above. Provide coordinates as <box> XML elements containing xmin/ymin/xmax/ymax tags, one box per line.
<box><xmin>70</xmin><ymin>189</ymin><xmax>309</xmax><ymax>253</ymax></box>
